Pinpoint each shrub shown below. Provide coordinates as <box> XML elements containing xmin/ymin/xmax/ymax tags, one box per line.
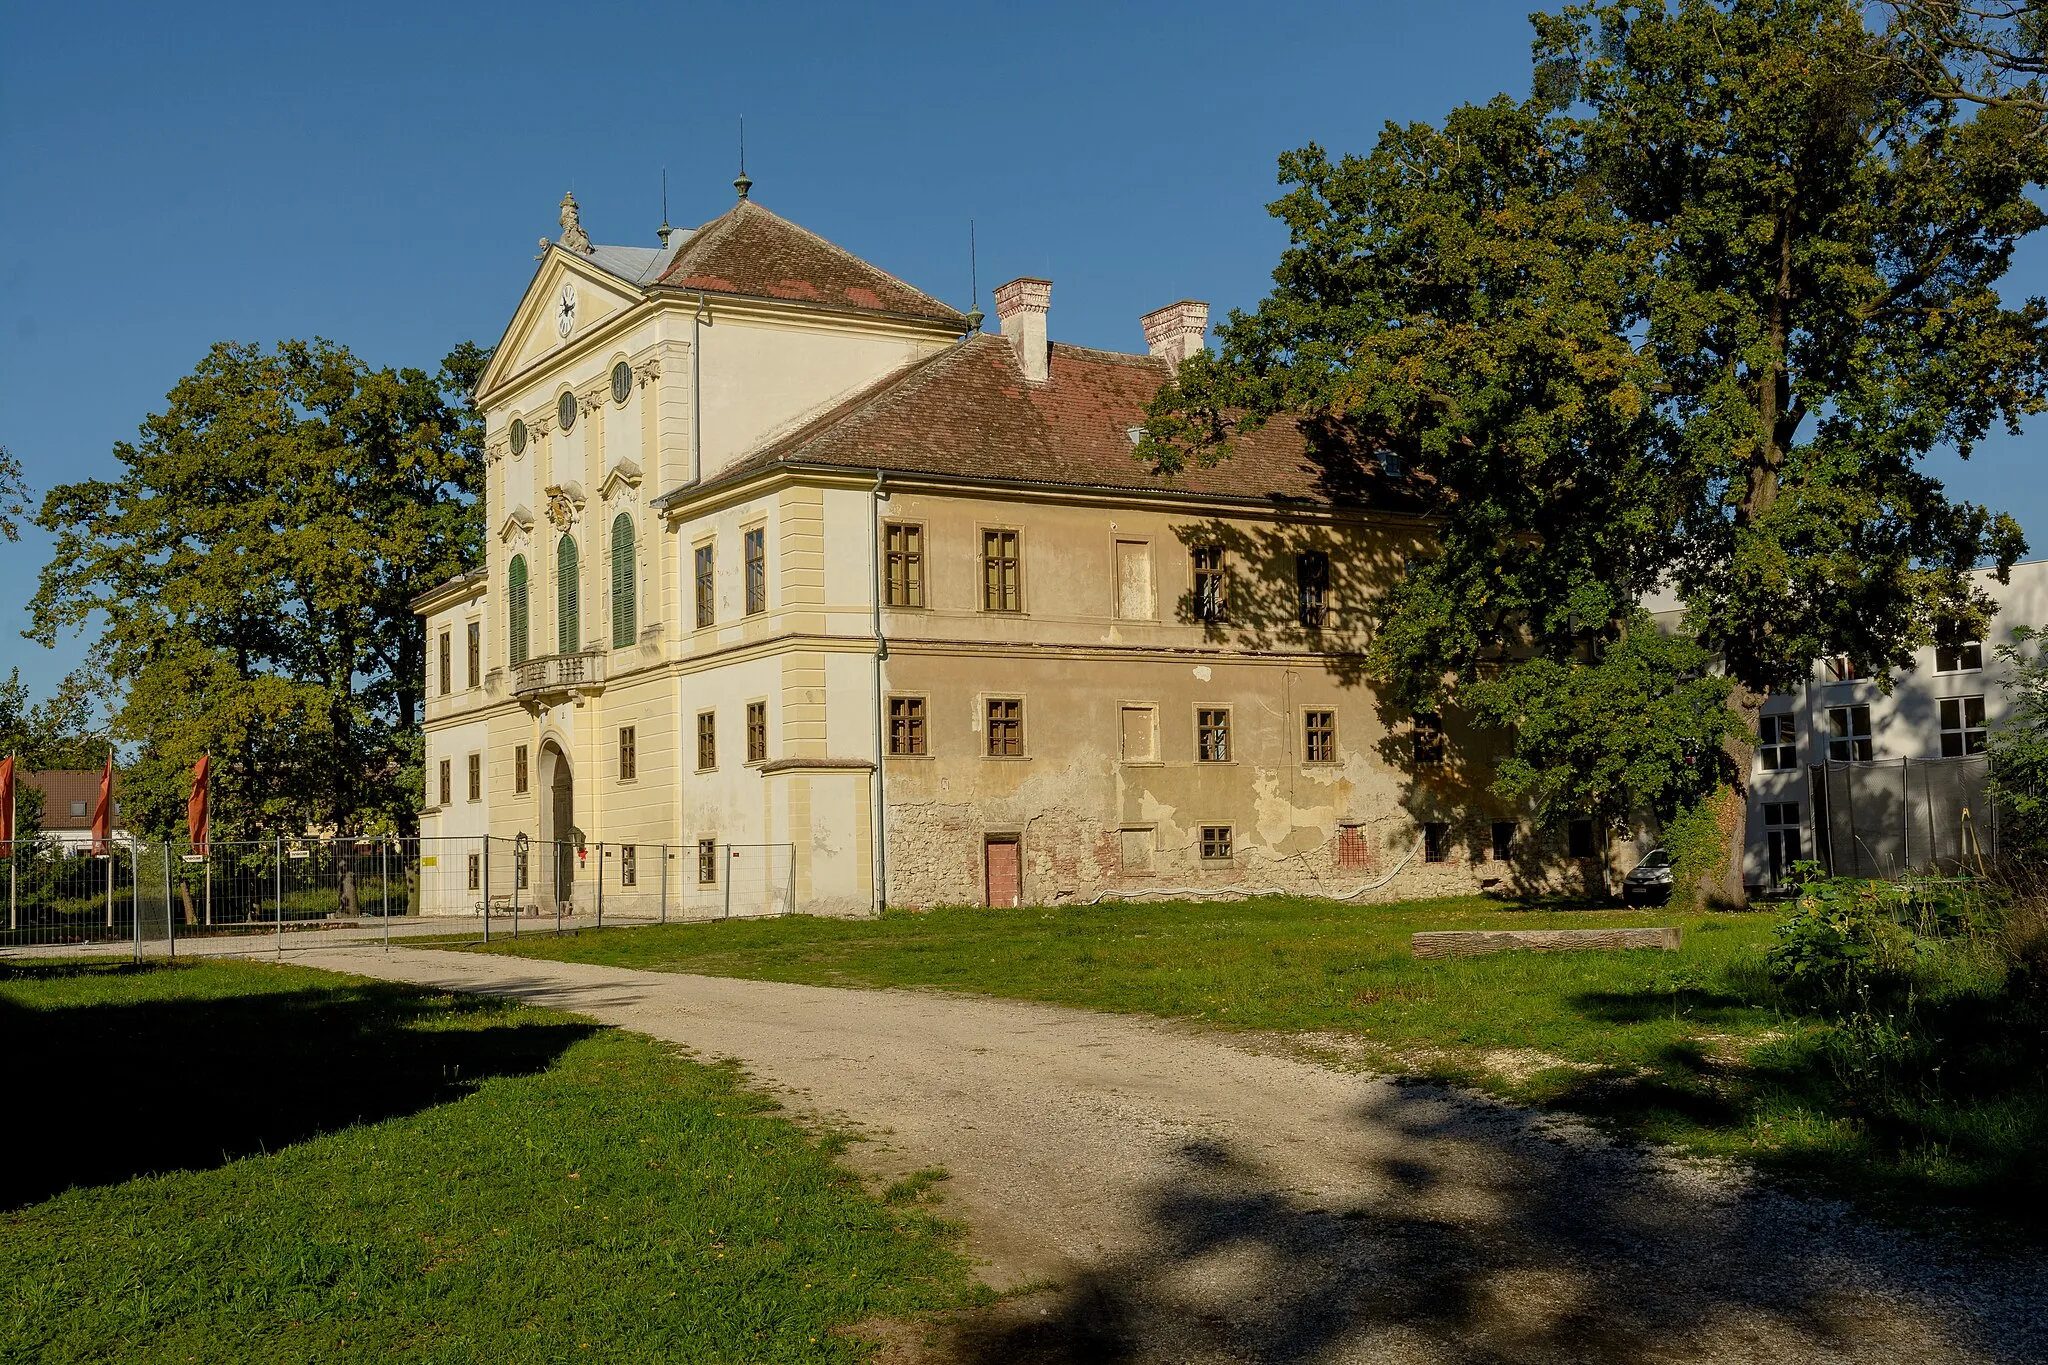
<box><xmin>1766</xmin><ymin>868</ymin><xmax>1925</xmax><ymax>1007</ymax></box>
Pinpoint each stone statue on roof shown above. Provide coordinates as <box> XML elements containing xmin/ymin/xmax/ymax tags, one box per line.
<box><xmin>558</xmin><ymin>191</ymin><xmax>592</xmax><ymax>254</ymax></box>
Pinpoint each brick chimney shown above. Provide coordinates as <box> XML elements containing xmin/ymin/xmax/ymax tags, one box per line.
<box><xmin>1141</xmin><ymin>300</ymin><xmax>1209</xmax><ymax>373</ymax></box>
<box><xmin>993</xmin><ymin>277</ymin><xmax>1052</xmax><ymax>383</ymax></box>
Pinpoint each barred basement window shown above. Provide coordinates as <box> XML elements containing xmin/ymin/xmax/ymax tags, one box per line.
<box><xmin>1423</xmin><ymin>822</ymin><xmax>1449</xmax><ymax>863</ymax></box>
<box><xmin>467</xmin><ymin>753</ymin><xmax>481</xmax><ymax>802</ymax></box>
<box><xmin>885</xmin><ymin>523</ymin><xmax>924</xmax><ymax>606</ymax></box>
<box><xmin>620</xmin><ymin>844</ymin><xmax>637</xmax><ymax>887</ymax></box>
<box><xmin>982</xmin><ymin>530</ymin><xmax>1020</xmax><ymax>612</ymax></box>
<box><xmin>1303</xmin><ymin>710</ymin><xmax>1335</xmax><ymax>763</ymax></box>
<box><xmin>515</xmin><ymin>744</ymin><xmax>529</xmax><ymax>795</ymax></box>
<box><xmin>1940</xmin><ymin>695</ymin><xmax>1987</xmax><ymax>757</ymax></box>
<box><xmin>698</xmin><ymin>838</ymin><xmax>717</xmax><ymax>884</ymax></box>
<box><xmin>746</xmin><ymin>701</ymin><xmax>767</xmax><ymax>763</ymax></box>
<box><xmin>619</xmin><ymin>726</ymin><xmax>637</xmax><ymax>781</ymax></box>
<box><xmin>697</xmin><ymin>711</ymin><xmax>717</xmax><ymax>771</ymax></box>
<box><xmin>695</xmin><ymin>543</ymin><xmax>715</xmax><ymax>628</ymax></box>
<box><xmin>1192</xmin><ymin>545</ymin><xmax>1226</xmax><ymax>623</ymax></box>
<box><xmin>889</xmin><ymin>697</ymin><xmax>927</xmax><ymax>755</ymax></box>
<box><xmin>986</xmin><ymin>698</ymin><xmax>1023</xmax><ymax>756</ymax></box>
<box><xmin>1491</xmin><ymin>821</ymin><xmax>1516</xmax><ymax>862</ymax></box>
<box><xmin>744</xmin><ymin>527</ymin><xmax>766</xmax><ymax>615</ymax></box>
<box><xmin>1758</xmin><ymin>714</ymin><xmax>1797</xmax><ymax>771</ymax></box>
<box><xmin>1337</xmin><ymin>825</ymin><xmax>1370</xmax><ymax>868</ymax></box>
<box><xmin>467</xmin><ymin>853</ymin><xmax>480</xmax><ymax>892</ymax></box>
<box><xmin>1200</xmin><ymin>825</ymin><xmax>1233</xmax><ymax>861</ymax></box>
<box><xmin>1296</xmin><ymin>550</ymin><xmax>1329</xmax><ymax>629</ymax></box>
<box><xmin>1197</xmin><ymin>709</ymin><xmax>1231</xmax><ymax>763</ymax></box>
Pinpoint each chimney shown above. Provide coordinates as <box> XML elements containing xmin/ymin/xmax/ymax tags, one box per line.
<box><xmin>993</xmin><ymin>277</ymin><xmax>1052</xmax><ymax>383</ymax></box>
<box><xmin>1141</xmin><ymin>300</ymin><xmax>1209</xmax><ymax>373</ymax></box>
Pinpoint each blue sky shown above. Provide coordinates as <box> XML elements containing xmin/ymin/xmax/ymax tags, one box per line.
<box><xmin>1</xmin><ymin>0</ymin><xmax>2042</xmax><ymax>704</ymax></box>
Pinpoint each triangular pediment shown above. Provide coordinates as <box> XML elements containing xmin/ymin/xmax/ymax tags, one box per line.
<box><xmin>478</xmin><ymin>248</ymin><xmax>644</xmax><ymax>399</ymax></box>
<box><xmin>598</xmin><ymin>460</ymin><xmax>642</xmax><ymax>501</ymax></box>
<box><xmin>498</xmin><ymin>506</ymin><xmax>535</xmax><ymax>543</ymax></box>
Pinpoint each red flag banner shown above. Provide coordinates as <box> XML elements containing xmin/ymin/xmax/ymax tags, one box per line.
<box><xmin>188</xmin><ymin>754</ymin><xmax>210</xmax><ymax>856</ymax></box>
<box><xmin>0</xmin><ymin>754</ymin><xmax>14</xmax><ymax>856</ymax></box>
<box><xmin>91</xmin><ymin>751</ymin><xmax>113</xmax><ymax>857</ymax></box>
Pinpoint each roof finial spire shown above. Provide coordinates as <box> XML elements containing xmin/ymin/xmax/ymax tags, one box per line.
<box><xmin>734</xmin><ymin>116</ymin><xmax>752</xmax><ymax>201</ymax></box>
<box><xmin>964</xmin><ymin>220</ymin><xmax>984</xmax><ymax>334</ymax></box>
<box><xmin>657</xmin><ymin>168</ymin><xmax>673</xmax><ymax>247</ymax></box>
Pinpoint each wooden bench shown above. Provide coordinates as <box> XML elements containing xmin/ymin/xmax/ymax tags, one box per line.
<box><xmin>1412</xmin><ymin>927</ymin><xmax>1680</xmax><ymax>959</ymax></box>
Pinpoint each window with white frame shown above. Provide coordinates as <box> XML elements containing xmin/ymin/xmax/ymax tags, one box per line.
<box><xmin>1758</xmin><ymin>714</ymin><xmax>1797</xmax><ymax>771</ymax></box>
<box><xmin>1826</xmin><ymin>705</ymin><xmax>1873</xmax><ymax>761</ymax></box>
<box><xmin>1935</xmin><ymin>642</ymin><xmax>1983</xmax><ymax>674</ymax></box>
<box><xmin>1939</xmin><ymin>695</ymin><xmax>1987</xmax><ymax>757</ymax></box>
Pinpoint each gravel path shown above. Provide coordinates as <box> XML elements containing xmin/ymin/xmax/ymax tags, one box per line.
<box><xmin>307</xmin><ymin>947</ymin><xmax>2046</xmax><ymax>1364</ymax></box>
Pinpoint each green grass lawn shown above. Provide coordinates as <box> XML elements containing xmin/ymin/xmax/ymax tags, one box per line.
<box><xmin>0</xmin><ymin>959</ymin><xmax>984</xmax><ymax>1363</ymax></box>
<box><xmin>438</xmin><ymin>896</ymin><xmax>2048</xmax><ymax>1227</ymax></box>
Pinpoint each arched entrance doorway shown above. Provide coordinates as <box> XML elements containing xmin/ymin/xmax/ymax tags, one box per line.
<box><xmin>538</xmin><ymin>740</ymin><xmax>576</xmax><ymax>909</ymax></box>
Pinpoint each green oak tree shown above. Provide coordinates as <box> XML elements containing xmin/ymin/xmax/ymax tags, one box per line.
<box><xmin>1143</xmin><ymin>0</ymin><xmax>2046</xmax><ymax>902</ymax></box>
<box><xmin>28</xmin><ymin>339</ymin><xmax>488</xmax><ymax>840</ymax></box>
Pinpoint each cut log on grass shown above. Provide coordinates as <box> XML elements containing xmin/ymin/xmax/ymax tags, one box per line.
<box><xmin>1411</xmin><ymin>927</ymin><xmax>1681</xmax><ymax>959</ymax></box>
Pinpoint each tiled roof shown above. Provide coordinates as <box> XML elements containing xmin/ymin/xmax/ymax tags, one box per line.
<box><xmin>18</xmin><ymin>769</ymin><xmax>121</xmax><ymax>831</ymax></box>
<box><xmin>673</xmin><ymin>334</ymin><xmax>1404</xmax><ymax>509</ymax></box>
<box><xmin>653</xmin><ymin>200</ymin><xmax>965</xmax><ymax>324</ymax></box>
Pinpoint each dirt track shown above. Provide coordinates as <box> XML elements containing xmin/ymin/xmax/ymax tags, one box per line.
<box><xmin>309</xmin><ymin>946</ymin><xmax>2047</xmax><ymax>1364</ymax></box>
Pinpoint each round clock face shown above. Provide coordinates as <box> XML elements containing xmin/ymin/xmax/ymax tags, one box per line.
<box><xmin>555</xmin><ymin>282</ymin><xmax>577</xmax><ymax>338</ymax></box>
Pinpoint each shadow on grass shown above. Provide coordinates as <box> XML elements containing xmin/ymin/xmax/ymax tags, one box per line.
<box><xmin>946</xmin><ymin>1082</ymin><xmax>2048</xmax><ymax>1364</ymax></box>
<box><xmin>1568</xmin><ymin>984</ymin><xmax>1760</xmax><ymax>1026</ymax></box>
<box><xmin>0</xmin><ymin>961</ymin><xmax>596</xmax><ymax>1209</ymax></box>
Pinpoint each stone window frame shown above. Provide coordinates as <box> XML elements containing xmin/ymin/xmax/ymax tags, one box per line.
<box><xmin>1117</xmin><ymin>701</ymin><xmax>1160</xmax><ymax>765</ymax></box>
<box><xmin>984</xmin><ymin>695</ymin><xmax>1026</xmax><ymax>758</ymax></box>
<box><xmin>696</xmin><ymin>709</ymin><xmax>717</xmax><ymax>772</ymax></box>
<box><xmin>1111</xmin><ymin>535</ymin><xmax>1156</xmax><ymax>622</ymax></box>
<box><xmin>743</xmin><ymin>523</ymin><xmax>768</xmax><ymax>617</ymax></box>
<box><xmin>1422</xmin><ymin>821</ymin><xmax>1450</xmax><ymax>863</ymax></box>
<box><xmin>697</xmin><ymin>837</ymin><xmax>718</xmax><ymax>885</ymax></box>
<box><xmin>618</xmin><ymin>726</ymin><xmax>637</xmax><ymax>783</ymax></box>
<box><xmin>438</xmin><ymin>629</ymin><xmax>452</xmax><ymax>697</ymax></box>
<box><xmin>1196</xmin><ymin>706</ymin><xmax>1233</xmax><ymax>764</ymax></box>
<box><xmin>1199</xmin><ymin>824</ymin><xmax>1234</xmax><ymax>863</ymax></box>
<box><xmin>693</xmin><ymin>539</ymin><xmax>716</xmax><ymax>630</ymax></box>
<box><xmin>980</xmin><ymin>525</ymin><xmax>1024</xmax><ymax>614</ymax></box>
<box><xmin>437</xmin><ymin>758</ymin><xmax>452</xmax><ymax>809</ymax></box>
<box><xmin>1302</xmin><ymin>708</ymin><xmax>1337</xmax><ymax>765</ymax></box>
<box><xmin>467</xmin><ymin>752</ymin><xmax>482</xmax><ymax>803</ymax></box>
<box><xmin>515</xmin><ymin>744</ymin><xmax>530</xmax><ymax>795</ymax></box>
<box><xmin>884</xmin><ymin>521</ymin><xmax>926</xmax><ymax>609</ymax></box>
<box><xmin>1190</xmin><ymin>544</ymin><xmax>1228</xmax><ymax>624</ymax></box>
<box><xmin>745</xmin><ymin>700</ymin><xmax>769</xmax><ymax>765</ymax></box>
<box><xmin>465</xmin><ymin>620</ymin><xmax>481</xmax><ymax>689</ymax></box>
<box><xmin>619</xmin><ymin>843</ymin><xmax>638</xmax><ymax>887</ymax></box>
<box><xmin>887</xmin><ymin>695</ymin><xmax>928</xmax><ymax>756</ymax></box>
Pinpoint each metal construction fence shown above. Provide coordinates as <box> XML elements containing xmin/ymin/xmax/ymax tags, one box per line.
<box><xmin>1809</xmin><ymin>756</ymin><xmax>2001</xmax><ymax>880</ymax></box>
<box><xmin>0</xmin><ymin>834</ymin><xmax>797</xmax><ymax>958</ymax></box>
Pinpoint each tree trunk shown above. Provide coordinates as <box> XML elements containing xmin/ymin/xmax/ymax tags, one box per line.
<box><xmin>176</xmin><ymin>880</ymin><xmax>196</xmax><ymax>926</ymax></box>
<box><xmin>1704</xmin><ymin>686</ymin><xmax>1767</xmax><ymax>909</ymax></box>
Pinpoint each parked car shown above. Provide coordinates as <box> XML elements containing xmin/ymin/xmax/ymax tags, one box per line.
<box><xmin>1622</xmin><ymin>848</ymin><xmax>1674</xmax><ymax>905</ymax></box>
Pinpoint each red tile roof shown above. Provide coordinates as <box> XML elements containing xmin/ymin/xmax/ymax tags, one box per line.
<box><xmin>656</xmin><ymin>201</ymin><xmax>965</xmax><ymax>324</ymax></box>
<box><xmin>677</xmin><ymin>334</ymin><xmax>1405</xmax><ymax>509</ymax></box>
<box><xmin>18</xmin><ymin>770</ymin><xmax>122</xmax><ymax>831</ymax></box>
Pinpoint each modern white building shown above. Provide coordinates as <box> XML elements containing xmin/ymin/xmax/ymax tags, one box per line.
<box><xmin>1744</xmin><ymin>559</ymin><xmax>2048</xmax><ymax>889</ymax></box>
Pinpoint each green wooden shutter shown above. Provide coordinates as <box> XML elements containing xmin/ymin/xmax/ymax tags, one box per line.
<box><xmin>557</xmin><ymin>535</ymin><xmax>580</xmax><ymax>655</ymax></box>
<box><xmin>507</xmin><ymin>555</ymin><xmax>529</xmax><ymax>664</ymax></box>
<box><xmin>611</xmin><ymin>513</ymin><xmax>636</xmax><ymax>647</ymax></box>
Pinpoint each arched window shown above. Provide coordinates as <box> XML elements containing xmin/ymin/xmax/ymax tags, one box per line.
<box><xmin>507</xmin><ymin>555</ymin><xmax>529</xmax><ymax>665</ymax></box>
<box><xmin>557</xmin><ymin>534</ymin><xmax>580</xmax><ymax>655</ymax></box>
<box><xmin>611</xmin><ymin>513</ymin><xmax>637</xmax><ymax>648</ymax></box>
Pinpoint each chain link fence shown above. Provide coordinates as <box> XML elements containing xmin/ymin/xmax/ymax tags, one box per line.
<box><xmin>1</xmin><ymin>834</ymin><xmax>798</xmax><ymax>960</ymax></box>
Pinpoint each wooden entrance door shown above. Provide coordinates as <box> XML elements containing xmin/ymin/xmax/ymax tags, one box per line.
<box><xmin>985</xmin><ymin>838</ymin><xmax>1020</xmax><ymax>908</ymax></box>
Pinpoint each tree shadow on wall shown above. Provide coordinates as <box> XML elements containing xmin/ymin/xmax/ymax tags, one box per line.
<box><xmin>0</xmin><ymin>960</ymin><xmax>596</xmax><ymax>1210</ymax></box>
<box><xmin>946</xmin><ymin>1079</ymin><xmax>2044</xmax><ymax>1364</ymax></box>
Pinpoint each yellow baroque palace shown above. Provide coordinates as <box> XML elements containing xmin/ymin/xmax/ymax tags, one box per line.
<box><xmin>415</xmin><ymin>186</ymin><xmax>1573</xmax><ymax>916</ymax></box>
